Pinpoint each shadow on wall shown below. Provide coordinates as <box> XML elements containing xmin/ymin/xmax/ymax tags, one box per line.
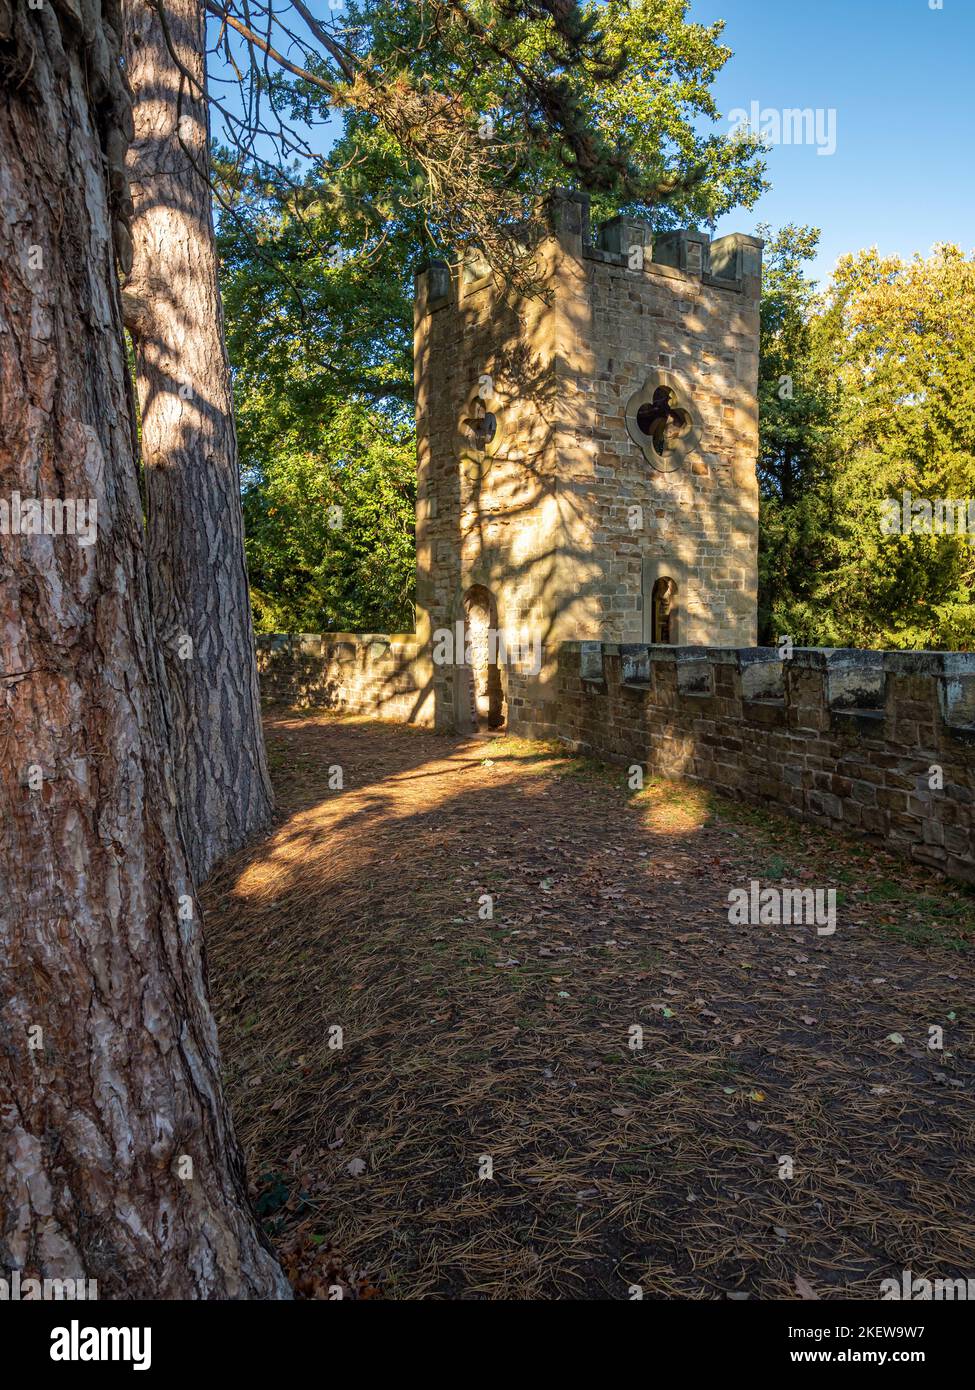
<box><xmin>461</xmin><ymin>584</ymin><xmax>506</xmax><ymax>733</ymax></box>
<box><xmin>560</xmin><ymin>641</ymin><xmax>975</xmax><ymax>886</ymax></box>
<box><xmin>256</xmin><ymin>633</ymin><xmax>435</xmax><ymax>728</ymax></box>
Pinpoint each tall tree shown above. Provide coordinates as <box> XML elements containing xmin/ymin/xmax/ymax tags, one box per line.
<box><xmin>122</xmin><ymin>0</ymin><xmax>273</xmax><ymax>885</ymax></box>
<box><xmin>202</xmin><ymin>0</ymin><xmax>766</xmax><ymax>291</ymax></box>
<box><xmin>212</xmin><ymin>0</ymin><xmax>767</xmax><ymax>634</ymax></box>
<box><xmin>755</xmin><ymin>224</ymin><xmax>835</xmax><ymax>644</ymax></box>
<box><xmin>813</xmin><ymin>246</ymin><xmax>975</xmax><ymax>649</ymax></box>
<box><xmin>215</xmin><ymin>165</ymin><xmax>417</xmax><ymax>634</ymax></box>
<box><xmin>0</xmin><ymin>0</ymin><xmax>287</xmax><ymax>1297</ymax></box>
<box><xmin>756</xmin><ymin>238</ymin><xmax>975</xmax><ymax>650</ymax></box>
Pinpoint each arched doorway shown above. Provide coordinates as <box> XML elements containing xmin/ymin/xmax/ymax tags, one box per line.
<box><xmin>651</xmin><ymin>577</ymin><xmax>678</xmax><ymax>644</ymax></box>
<box><xmin>462</xmin><ymin>585</ymin><xmax>505</xmax><ymax>732</ymax></box>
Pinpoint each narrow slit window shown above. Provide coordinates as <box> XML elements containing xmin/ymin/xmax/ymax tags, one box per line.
<box><xmin>652</xmin><ymin>577</ymin><xmax>677</xmax><ymax>644</ymax></box>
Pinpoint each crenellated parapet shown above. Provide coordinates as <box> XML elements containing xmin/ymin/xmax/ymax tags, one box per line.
<box><xmin>554</xmin><ymin>642</ymin><xmax>975</xmax><ymax>883</ymax></box>
<box><xmin>548</xmin><ymin>188</ymin><xmax>764</xmax><ymax>301</ymax></box>
<box><xmin>255</xmin><ymin>632</ymin><xmax>975</xmax><ymax>882</ymax></box>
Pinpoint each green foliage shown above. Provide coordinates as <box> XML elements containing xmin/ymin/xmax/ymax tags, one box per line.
<box><xmin>816</xmin><ymin>245</ymin><xmax>975</xmax><ymax>649</ymax></box>
<box><xmin>221</xmin><ymin>0</ymin><xmax>767</xmax><ymax>635</ymax></box>
<box><xmin>315</xmin><ymin>0</ymin><xmax>768</xmax><ymax>225</ymax></box>
<box><xmin>575</xmin><ymin>0</ymin><xmax>769</xmax><ymax>228</ymax></box>
<box><xmin>219</xmin><ymin>165</ymin><xmax>418</xmax><ymax>634</ymax></box>
<box><xmin>758</xmin><ymin>239</ymin><xmax>975</xmax><ymax>651</ymax></box>
<box><xmin>241</xmin><ymin>400</ymin><xmax>416</xmax><ymax>634</ymax></box>
<box><xmin>756</xmin><ymin>223</ymin><xmax>836</xmax><ymax>644</ymax></box>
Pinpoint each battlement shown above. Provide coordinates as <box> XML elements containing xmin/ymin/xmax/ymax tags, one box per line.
<box><xmin>412</xmin><ymin>191</ymin><xmax>763</xmax><ymax>735</ymax></box>
<box><xmin>417</xmin><ymin>191</ymin><xmax>763</xmax><ymax>302</ymax></box>
<box><xmin>565</xmin><ymin>641</ymin><xmax>975</xmax><ymax>729</ymax></box>
<box><xmin>256</xmin><ymin>633</ymin><xmax>974</xmax><ymax>883</ymax></box>
<box><xmin>548</xmin><ymin>188</ymin><xmax>763</xmax><ymax>298</ymax></box>
<box><xmin>554</xmin><ymin>642</ymin><xmax>975</xmax><ymax>883</ymax></box>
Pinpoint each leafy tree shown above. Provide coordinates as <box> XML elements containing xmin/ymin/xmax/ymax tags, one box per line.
<box><xmin>322</xmin><ymin>0</ymin><xmax>769</xmax><ymax>234</ymax></box>
<box><xmin>242</xmin><ymin>400</ymin><xmax>417</xmax><ymax>633</ymax></box>
<box><xmin>206</xmin><ymin>0</ymin><xmax>763</xmax><ymax>293</ymax></box>
<box><xmin>757</xmin><ymin>238</ymin><xmax>975</xmax><ymax>651</ymax></box>
<box><xmin>815</xmin><ymin>246</ymin><xmax>975</xmax><ymax>649</ymax></box>
<box><xmin>219</xmin><ymin>0</ymin><xmax>768</xmax><ymax>634</ymax></box>
<box><xmin>755</xmin><ymin>223</ymin><xmax>836</xmax><ymax>645</ymax></box>
<box><xmin>217</xmin><ymin>157</ymin><xmax>419</xmax><ymax>633</ymax></box>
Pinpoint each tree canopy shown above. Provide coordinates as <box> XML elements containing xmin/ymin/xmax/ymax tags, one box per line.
<box><xmin>759</xmin><ymin>238</ymin><xmax>975</xmax><ymax>650</ymax></box>
<box><xmin>217</xmin><ymin>0</ymin><xmax>768</xmax><ymax>634</ymax></box>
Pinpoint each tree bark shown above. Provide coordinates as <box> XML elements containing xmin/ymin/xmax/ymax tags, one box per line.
<box><xmin>122</xmin><ymin>0</ymin><xmax>273</xmax><ymax>885</ymax></box>
<box><xmin>0</xmin><ymin>0</ymin><xmax>288</xmax><ymax>1298</ymax></box>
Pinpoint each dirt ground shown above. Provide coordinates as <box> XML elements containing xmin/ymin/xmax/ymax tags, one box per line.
<box><xmin>202</xmin><ymin>711</ymin><xmax>975</xmax><ymax>1300</ymax></box>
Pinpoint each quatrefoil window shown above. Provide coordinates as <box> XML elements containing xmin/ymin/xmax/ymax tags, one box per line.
<box><xmin>636</xmin><ymin>388</ymin><xmax>691</xmax><ymax>457</ymax></box>
<box><xmin>625</xmin><ymin>373</ymin><xmax>700</xmax><ymax>473</ymax></box>
<box><xmin>458</xmin><ymin>379</ymin><xmax>505</xmax><ymax>460</ymax></box>
<box><xmin>461</xmin><ymin>400</ymin><xmax>498</xmax><ymax>452</ymax></box>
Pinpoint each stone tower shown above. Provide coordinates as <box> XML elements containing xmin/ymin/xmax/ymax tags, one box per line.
<box><xmin>412</xmin><ymin>190</ymin><xmax>763</xmax><ymax>734</ymax></box>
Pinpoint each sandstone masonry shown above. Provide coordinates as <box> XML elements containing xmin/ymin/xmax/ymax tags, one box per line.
<box><xmin>255</xmin><ymin>193</ymin><xmax>975</xmax><ymax>883</ymax></box>
<box><xmin>412</xmin><ymin>190</ymin><xmax>763</xmax><ymax>733</ymax></box>
<box><xmin>558</xmin><ymin>643</ymin><xmax>975</xmax><ymax>884</ymax></box>
<box><xmin>257</xmin><ymin>633</ymin><xmax>424</xmax><ymax>722</ymax></box>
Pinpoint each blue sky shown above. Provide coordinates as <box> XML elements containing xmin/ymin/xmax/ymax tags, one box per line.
<box><xmin>696</xmin><ymin>0</ymin><xmax>975</xmax><ymax>283</ymax></box>
<box><xmin>209</xmin><ymin>1</ymin><xmax>973</xmax><ymax>286</ymax></box>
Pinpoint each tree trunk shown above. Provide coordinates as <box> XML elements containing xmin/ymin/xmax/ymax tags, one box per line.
<box><xmin>122</xmin><ymin>0</ymin><xmax>273</xmax><ymax>885</ymax></box>
<box><xmin>0</xmin><ymin>0</ymin><xmax>288</xmax><ymax>1298</ymax></box>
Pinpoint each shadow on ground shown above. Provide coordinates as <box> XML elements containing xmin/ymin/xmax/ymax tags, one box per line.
<box><xmin>202</xmin><ymin>711</ymin><xmax>975</xmax><ymax>1299</ymax></box>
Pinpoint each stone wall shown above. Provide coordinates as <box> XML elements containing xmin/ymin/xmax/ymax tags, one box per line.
<box><xmin>551</xmin><ymin>195</ymin><xmax>762</xmax><ymax>649</ymax></box>
<box><xmin>556</xmin><ymin>642</ymin><xmax>975</xmax><ymax>885</ymax></box>
<box><xmin>256</xmin><ymin>634</ymin><xmax>432</xmax><ymax>725</ymax></box>
<box><xmin>412</xmin><ymin>191</ymin><xmax>763</xmax><ymax>733</ymax></box>
<box><xmin>255</xmin><ymin>635</ymin><xmax>975</xmax><ymax>881</ymax></box>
